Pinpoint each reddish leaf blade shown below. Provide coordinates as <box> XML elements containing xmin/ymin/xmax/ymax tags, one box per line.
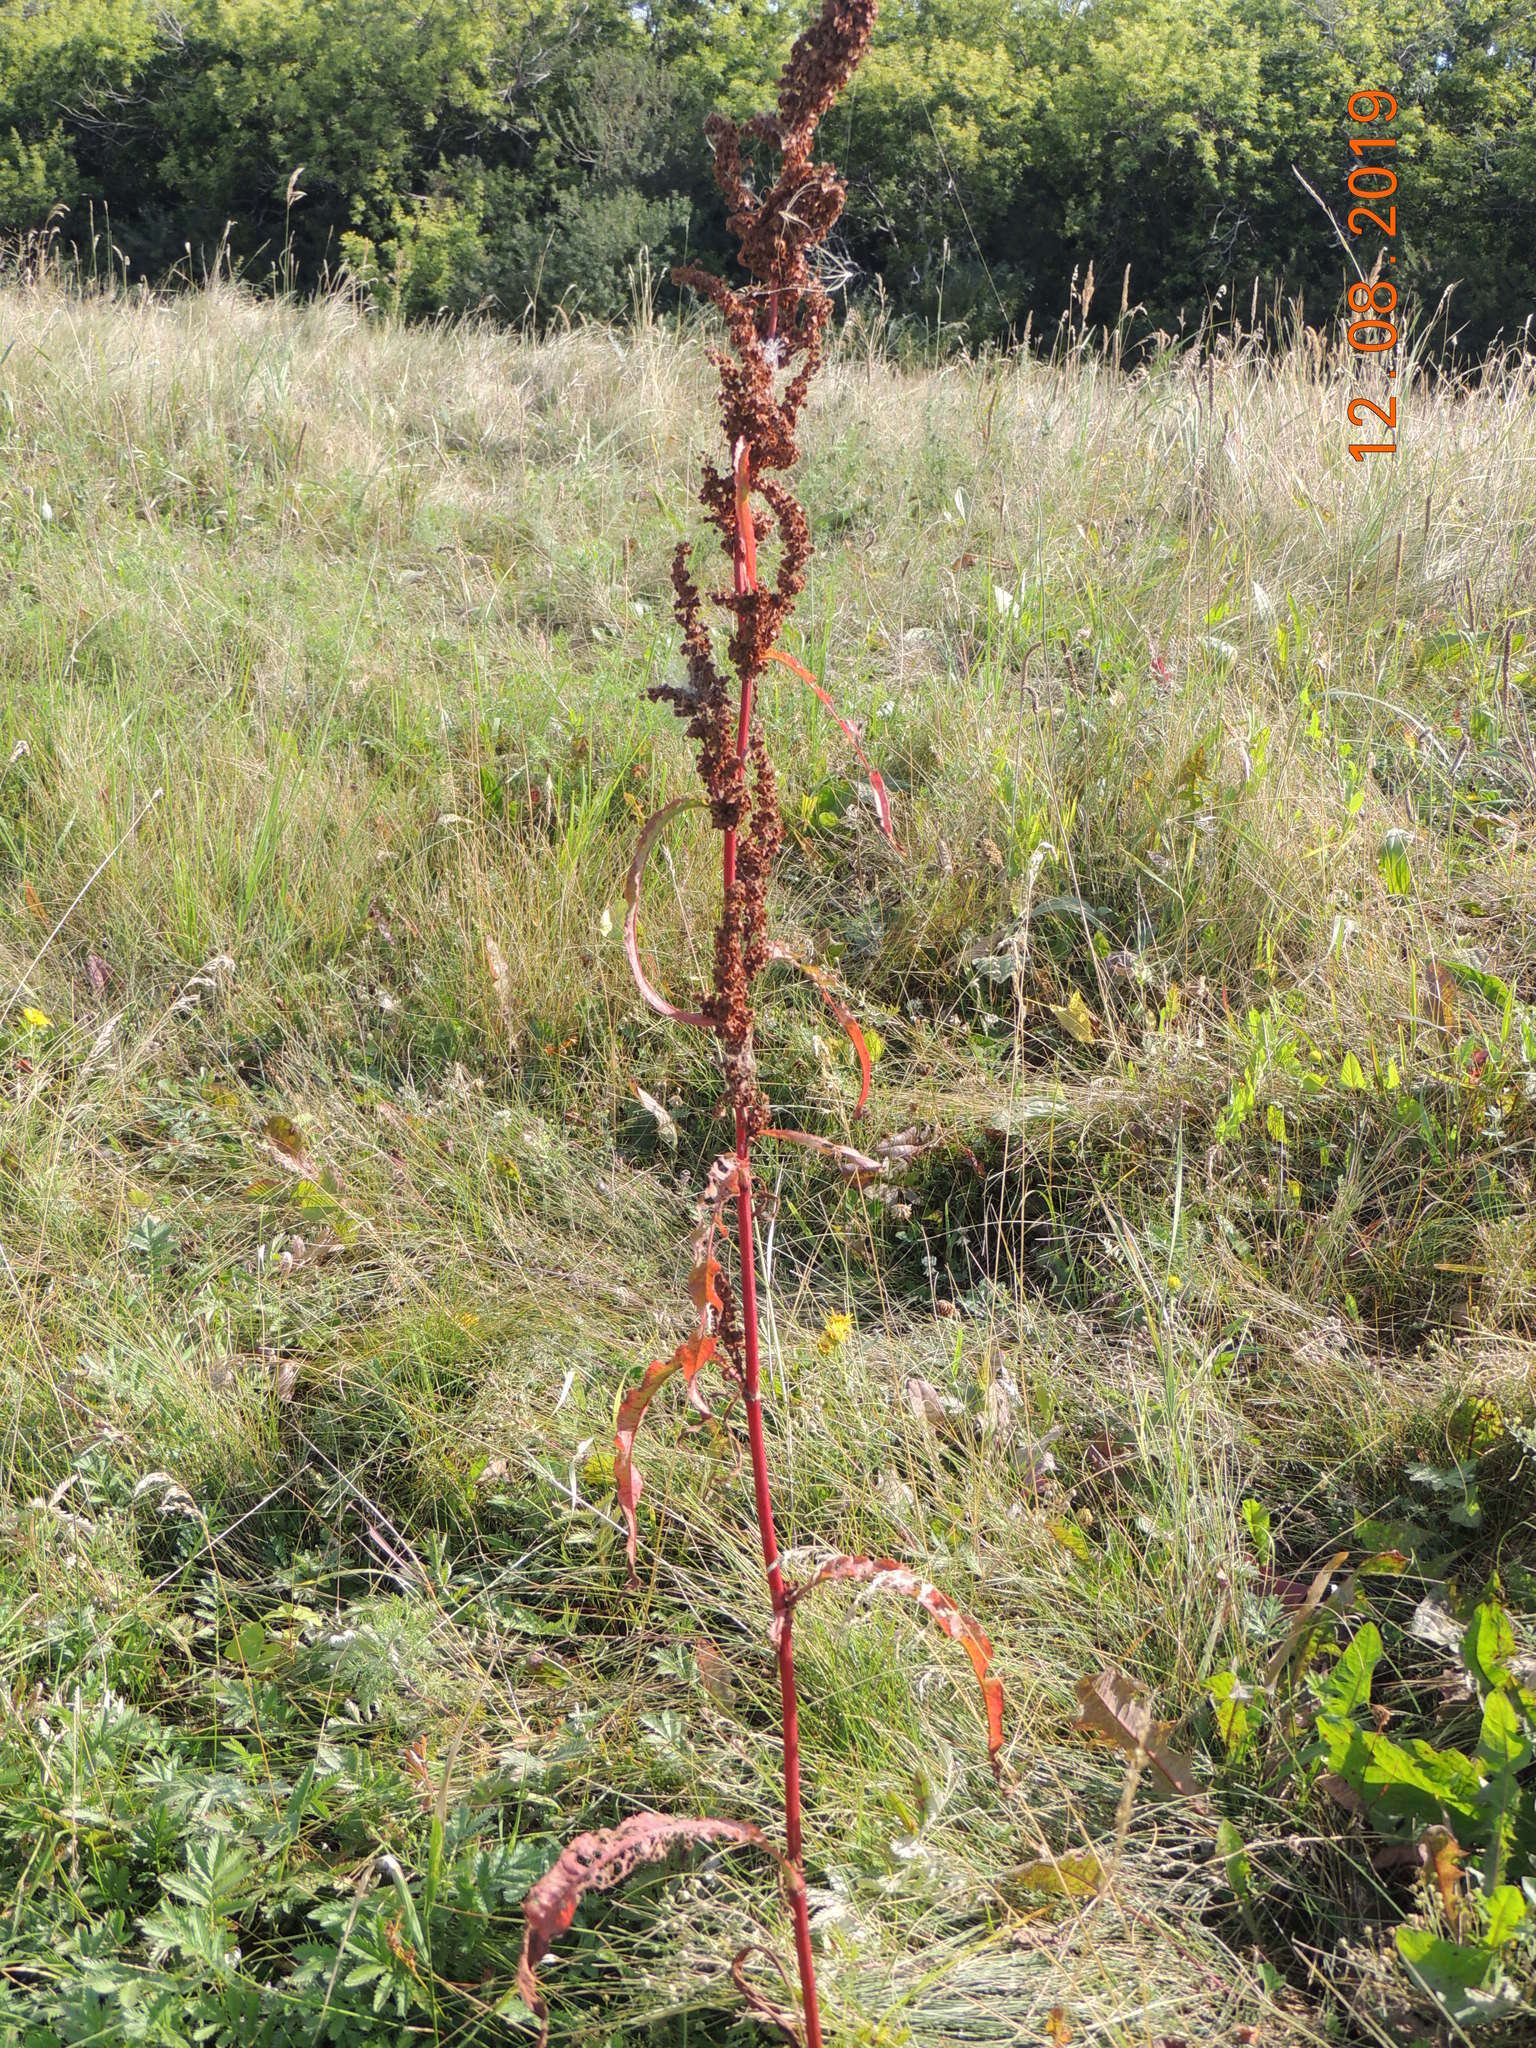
<box><xmin>625</xmin><ymin>798</ymin><xmax>716</xmax><ymax>1032</ymax></box>
<box><xmin>614</xmin><ymin>1243</ymin><xmax>723</xmax><ymax>1581</ymax></box>
<box><xmin>764</xmin><ymin>942</ymin><xmax>871</xmax><ymax>1116</ymax></box>
<box><xmin>765</xmin><ymin>647</ymin><xmax>896</xmax><ymax>843</ymax></box>
<box><xmin>732</xmin><ymin>1944</ymin><xmax>803</xmax><ymax>2042</ymax></box>
<box><xmin>518</xmin><ymin>1812</ymin><xmax>774</xmax><ymax>2046</ymax></box>
<box><xmin>1072</xmin><ymin>1667</ymin><xmax>1202</xmax><ymax>1799</ymax></box>
<box><xmin>615</xmin><ymin>1322</ymin><xmax>717</xmax><ymax>1584</ymax></box>
<box><xmin>791</xmin><ymin>1555</ymin><xmax>1005</xmax><ymax>1767</ymax></box>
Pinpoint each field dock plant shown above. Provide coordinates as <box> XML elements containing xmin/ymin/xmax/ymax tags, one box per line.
<box><xmin>0</xmin><ymin>98</ymin><xmax>1533</xmax><ymax>2048</ymax></box>
<box><xmin>521</xmin><ymin>7</ymin><xmax>1011</xmax><ymax>2043</ymax></box>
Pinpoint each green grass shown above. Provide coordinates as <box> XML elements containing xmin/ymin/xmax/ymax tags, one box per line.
<box><xmin>0</xmin><ymin>278</ymin><xmax>1533</xmax><ymax>2046</ymax></box>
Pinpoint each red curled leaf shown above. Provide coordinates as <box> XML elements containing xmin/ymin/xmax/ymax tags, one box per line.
<box><xmin>732</xmin><ymin>1945</ymin><xmax>803</xmax><ymax>2042</ymax></box>
<box><xmin>615</xmin><ymin>1250</ymin><xmax>723</xmax><ymax>1584</ymax></box>
<box><xmin>625</xmin><ymin>798</ymin><xmax>716</xmax><ymax>1031</ymax></box>
<box><xmin>764</xmin><ymin>942</ymin><xmax>871</xmax><ymax>1116</ymax></box>
<box><xmin>518</xmin><ymin>1812</ymin><xmax>776</xmax><ymax>2046</ymax></box>
<box><xmin>790</xmin><ymin>1555</ymin><xmax>1005</xmax><ymax>1768</ymax></box>
<box><xmin>614</xmin><ymin>1331</ymin><xmax>716</xmax><ymax>1583</ymax></box>
<box><xmin>687</xmin><ymin>1244</ymin><xmax>725</xmax><ymax>1324</ymax></box>
<box><xmin>765</xmin><ymin>647</ymin><xmax>896</xmax><ymax>843</ymax></box>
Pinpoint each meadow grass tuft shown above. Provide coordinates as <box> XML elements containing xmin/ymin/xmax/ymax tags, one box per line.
<box><xmin>0</xmin><ymin>272</ymin><xmax>1532</xmax><ymax>2044</ymax></box>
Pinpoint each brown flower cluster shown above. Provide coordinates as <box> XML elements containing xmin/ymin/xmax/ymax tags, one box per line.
<box><xmin>651</xmin><ymin>0</ymin><xmax>877</xmax><ymax>1135</ymax></box>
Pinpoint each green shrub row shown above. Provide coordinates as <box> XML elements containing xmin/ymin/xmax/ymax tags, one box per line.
<box><xmin>1</xmin><ymin>0</ymin><xmax>1532</xmax><ymax>351</ymax></box>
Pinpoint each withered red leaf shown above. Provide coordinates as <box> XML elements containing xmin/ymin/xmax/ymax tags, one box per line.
<box><xmin>1072</xmin><ymin>1668</ymin><xmax>1201</xmax><ymax>1799</ymax></box>
<box><xmin>731</xmin><ymin>1944</ymin><xmax>802</xmax><ymax>2042</ymax></box>
<box><xmin>791</xmin><ymin>1554</ymin><xmax>1005</xmax><ymax>1767</ymax></box>
<box><xmin>765</xmin><ymin>648</ymin><xmax>896</xmax><ymax>843</ymax></box>
<box><xmin>1424</xmin><ymin>959</ymin><xmax>1457</xmax><ymax>1033</ymax></box>
<box><xmin>518</xmin><ymin>1812</ymin><xmax>776</xmax><ymax>2046</ymax></box>
<box><xmin>614</xmin><ymin>1252</ymin><xmax>724</xmax><ymax>1583</ymax></box>
<box><xmin>762</xmin><ymin>1127</ymin><xmax>885</xmax><ymax>1178</ymax></box>
<box><xmin>764</xmin><ymin>941</ymin><xmax>871</xmax><ymax>1115</ymax></box>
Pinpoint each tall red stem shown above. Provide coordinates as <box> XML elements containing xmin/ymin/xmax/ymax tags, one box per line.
<box><xmin>725</xmin><ymin>441</ymin><xmax>824</xmax><ymax>2048</ymax></box>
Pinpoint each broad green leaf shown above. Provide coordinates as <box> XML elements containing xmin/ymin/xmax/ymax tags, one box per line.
<box><xmin>224</xmin><ymin>1619</ymin><xmax>282</xmax><ymax>1673</ymax></box>
<box><xmin>1475</xmin><ymin>1691</ymin><xmax>1528</xmax><ymax>1777</ymax></box>
<box><xmin>1447</xmin><ymin>960</ymin><xmax>1511</xmax><ymax>1008</ymax></box>
<box><xmin>1240</xmin><ymin>1496</ymin><xmax>1273</xmax><ymax>1564</ymax></box>
<box><xmin>1360</xmin><ymin>1729</ymin><xmax>1484</xmax><ymax>1826</ymax></box>
<box><xmin>1354</xmin><ymin>1513</ymin><xmax>1433</xmax><ymax>1559</ymax></box>
<box><xmin>1208</xmin><ymin>1669</ymin><xmax>1256</xmax><ymax>1756</ymax></box>
<box><xmin>1449</xmin><ymin>1489</ymin><xmax>1485</xmax><ymax>1530</ymax></box>
<box><xmin>1475</xmin><ymin>1691</ymin><xmax>1530</xmax><ymax>1890</ymax></box>
<box><xmin>1215</xmin><ymin>1817</ymin><xmax>1253</xmax><ymax>1901</ymax></box>
<box><xmin>1464</xmin><ymin>1604</ymin><xmax>1515</xmax><ymax>1698</ymax></box>
<box><xmin>1046</xmin><ymin>1516</ymin><xmax>1092</xmax><ymax>1561</ymax></box>
<box><xmin>1358</xmin><ymin>1549</ymin><xmax>1410</xmax><ymax>1576</ymax></box>
<box><xmin>1049</xmin><ymin>988</ymin><xmax>1099</xmax><ymax>1045</ymax></box>
<box><xmin>1317</xmin><ymin>1625</ymin><xmax>1381</xmax><ymax>1718</ymax></box>
<box><xmin>1339</xmin><ymin>1050</ymin><xmax>1368</xmax><ymax>1091</ymax></box>
<box><xmin>1484</xmin><ymin>1885</ymin><xmax>1525</xmax><ymax>1947</ymax></box>
<box><xmin>1011</xmin><ymin>1850</ymin><xmax>1103</xmax><ymax>1899</ymax></box>
<box><xmin>1378</xmin><ymin>830</ymin><xmax>1413</xmax><ymax>898</ymax></box>
<box><xmin>1448</xmin><ymin>1397</ymin><xmax>1505</xmax><ymax>1457</ymax></box>
<box><xmin>1394</xmin><ymin>1928</ymin><xmax>1522</xmax><ymax>2025</ymax></box>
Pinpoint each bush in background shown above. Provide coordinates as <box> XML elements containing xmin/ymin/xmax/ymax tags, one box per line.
<box><xmin>1</xmin><ymin>0</ymin><xmax>1532</xmax><ymax>354</ymax></box>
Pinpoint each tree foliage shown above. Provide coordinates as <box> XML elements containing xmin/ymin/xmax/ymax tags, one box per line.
<box><xmin>0</xmin><ymin>0</ymin><xmax>1531</xmax><ymax>350</ymax></box>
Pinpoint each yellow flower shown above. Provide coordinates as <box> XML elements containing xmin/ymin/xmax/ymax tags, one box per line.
<box><xmin>20</xmin><ymin>1007</ymin><xmax>50</xmax><ymax>1030</ymax></box>
<box><xmin>817</xmin><ymin>1312</ymin><xmax>854</xmax><ymax>1354</ymax></box>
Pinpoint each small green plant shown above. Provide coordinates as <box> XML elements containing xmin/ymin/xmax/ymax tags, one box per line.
<box><xmin>1310</xmin><ymin>1598</ymin><xmax>1535</xmax><ymax>2025</ymax></box>
<box><xmin>1207</xmin><ymin>1463</ymin><xmax>1536</xmax><ymax>2037</ymax></box>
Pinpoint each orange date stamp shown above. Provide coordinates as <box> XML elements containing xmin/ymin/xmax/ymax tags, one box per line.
<box><xmin>1344</xmin><ymin>90</ymin><xmax>1400</xmax><ymax>460</ymax></box>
